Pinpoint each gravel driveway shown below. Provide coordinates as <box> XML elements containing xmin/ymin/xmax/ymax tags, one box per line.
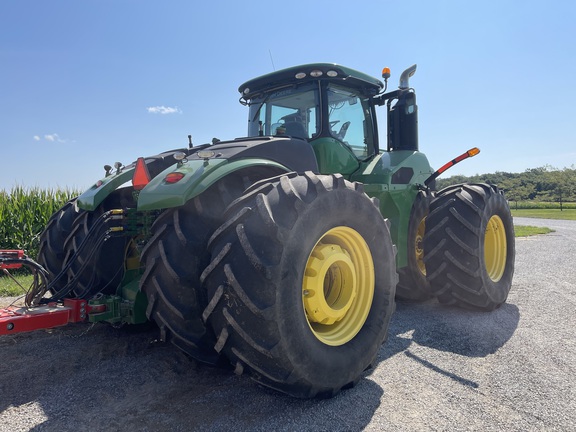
<box><xmin>1</xmin><ymin>218</ymin><xmax>575</xmax><ymax>431</ymax></box>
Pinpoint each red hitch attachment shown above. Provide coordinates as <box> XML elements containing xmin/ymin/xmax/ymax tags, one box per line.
<box><xmin>0</xmin><ymin>299</ymin><xmax>106</xmax><ymax>335</ymax></box>
<box><xmin>0</xmin><ymin>249</ymin><xmax>25</xmax><ymax>270</ymax></box>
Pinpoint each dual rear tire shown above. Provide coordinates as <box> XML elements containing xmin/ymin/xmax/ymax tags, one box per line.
<box><xmin>423</xmin><ymin>183</ymin><xmax>515</xmax><ymax>311</ymax></box>
<box><xmin>139</xmin><ymin>168</ymin><xmax>284</xmax><ymax>364</ymax></box>
<box><xmin>200</xmin><ymin>172</ymin><xmax>397</xmax><ymax>398</ymax></box>
<box><xmin>396</xmin><ymin>183</ymin><xmax>515</xmax><ymax>312</ymax></box>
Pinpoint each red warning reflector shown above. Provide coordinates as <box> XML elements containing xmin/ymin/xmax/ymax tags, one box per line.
<box><xmin>132</xmin><ymin>157</ymin><xmax>151</xmax><ymax>191</ymax></box>
<box><xmin>164</xmin><ymin>172</ymin><xmax>185</xmax><ymax>184</ymax></box>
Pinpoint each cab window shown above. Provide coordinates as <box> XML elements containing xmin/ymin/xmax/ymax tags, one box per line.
<box><xmin>247</xmin><ymin>84</ymin><xmax>319</xmax><ymax>140</ymax></box>
<box><xmin>326</xmin><ymin>85</ymin><xmax>375</xmax><ymax>159</ymax></box>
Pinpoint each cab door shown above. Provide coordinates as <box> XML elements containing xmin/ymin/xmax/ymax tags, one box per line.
<box><xmin>310</xmin><ymin>84</ymin><xmax>377</xmax><ymax>175</ymax></box>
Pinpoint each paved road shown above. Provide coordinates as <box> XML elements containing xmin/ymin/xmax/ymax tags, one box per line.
<box><xmin>0</xmin><ymin>218</ymin><xmax>575</xmax><ymax>431</ymax></box>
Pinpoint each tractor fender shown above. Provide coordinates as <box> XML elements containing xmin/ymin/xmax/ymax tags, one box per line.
<box><xmin>76</xmin><ymin>149</ymin><xmax>190</xmax><ymax>211</ymax></box>
<box><xmin>77</xmin><ymin>137</ymin><xmax>317</xmax><ymax>212</ymax></box>
<box><xmin>77</xmin><ymin>168</ymin><xmax>136</xmax><ymax>211</ymax></box>
<box><xmin>136</xmin><ymin>158</ymin><xmax>290</xmax><ymax>211</ymax></box>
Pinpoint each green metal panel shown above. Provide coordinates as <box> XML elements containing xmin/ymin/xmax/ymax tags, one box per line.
<box><xmin>119</xmin><ymin>278</ymin><xmax>148</xmax><ymax>325</ymax></box>
<box><xmin>76</xmin><ymin>156</ymin><xmax>289</xmax><ymax>213</ymax></box>
<box><xmin>87</xmin><ymin>283</ymin><xmax>148</xmax><ymax>325</ymax></box>
<box><xmin>87</xmin><ymin>264</ymin><xmax>148</xmax><ymax>325</ymax></box>
<box><xmin>137</xmin><ymin>157</ymin><xmax>289</xmax><ymax>211</ymax></box>
<box><xmin>77</xmin><ymin>168</ymin><xmax>135</xmax><ymax>211</ymax></box>
<box><xmin>311</xmin><ymin>137</ymin><xmax>360</xmax><ymax>175</ymax></box>
<box><xmin>353</xmin><ymin>151</ymin><xmax>433</xmax><ymax>185</ymax></box>
<box><xmin>351</xmin><ymin>150</ymin><xmax>434</xmax><ymax>268</ymax></box>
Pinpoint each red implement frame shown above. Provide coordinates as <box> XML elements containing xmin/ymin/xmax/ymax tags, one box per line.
<box><xmin>1</xmin><ymin>249</ymin><xmax>107</xmax><ymax>335</ymax></box>
<box><xmin>0</xmin><ymin>249</ymin><xmax>25</xmax><ymax>270</ymax></box>
<box><xmin>0</xmin><ymin>299</ymin><xmax>106</xmax><ymax>335</ymax></box>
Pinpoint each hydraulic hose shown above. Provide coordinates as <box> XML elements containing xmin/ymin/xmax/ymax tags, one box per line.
<box><xmin>43</xmin><ymin>209</ymin><xmax>127</xmax><ymax>302</ymax></box>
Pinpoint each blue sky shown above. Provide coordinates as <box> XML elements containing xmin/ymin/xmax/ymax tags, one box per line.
<box><xmin>1</xmin><ymin>0</ymin><xmax>575</xmax><ymax>190</ymax></box>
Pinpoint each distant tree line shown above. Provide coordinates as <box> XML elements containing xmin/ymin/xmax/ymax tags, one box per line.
<box><xmin>436</xmin><ymin>166</ymin><xmax>576</xmax><ymax>207</ymax></box>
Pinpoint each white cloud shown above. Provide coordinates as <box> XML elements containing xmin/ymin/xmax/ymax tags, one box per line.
<box><xmin>44</xmin><ymin>134</ymin><xmax>59</xmax><ymax>142</ymax></box>
<box><xmin>34</xmin><ymin>133</ymin><xmax>70</xmax><ymax>143</ymax></box>
<box><xmin>146</xmin><ymin>105</ymin><xmax>182</xmax><ymax>115</ymax></box>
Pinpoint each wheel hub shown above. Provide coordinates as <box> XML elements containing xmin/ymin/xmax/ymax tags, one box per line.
<box><xmin>484</xmin><ymin>215</ymin><xmax>507</xmax><ymax>282</ymax></box>
<box><xmin>303</xmin><ymin>243</ymin><xmax>357</xmax><ymax>325</ymax></box>
<box><xmin>302</xmin><ymin>226</ymin><xmax>374</xmax><ymax>346</ymax></box>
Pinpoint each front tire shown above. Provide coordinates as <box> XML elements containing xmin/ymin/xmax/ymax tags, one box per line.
<box><xmin>423</xmin><ymin>183</ymin><xmax>515</xmax><ymax>311</ymax></box>
<box><xmin>201</xmin><ymin>172</ymin><xmax>397</xmax><ymax>398</ymax></box>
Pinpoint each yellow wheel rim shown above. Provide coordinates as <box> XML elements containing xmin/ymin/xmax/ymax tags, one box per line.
<box><xmin>415</xmin><ymin>217</ymin><xmax>426</xmax><ymax>276</ymax></box>
<box><xmin>484</xmin><ymin>215</ymin><xmax>507</xmax><ymax>282</ymax></box>
<box><xmin>302</xmin><ymin>226</ymin><xmax>374</xmax><ymax>346</ymax></box>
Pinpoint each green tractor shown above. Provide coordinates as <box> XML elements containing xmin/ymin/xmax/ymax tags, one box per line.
<box><xmin>37</xmin><ymin>63</ymin><xmax>515</xmax><ymax>398</ymax></box>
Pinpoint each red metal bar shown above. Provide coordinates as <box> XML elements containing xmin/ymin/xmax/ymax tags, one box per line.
<box><xmin>0</xmin><ymin>299</ymin><xmax>106</xmax><ymax>335</ymax></box>
<box><xmin>0</xmin><ymin>250</ymin><xmax>25</xmax><ymax>270</ymax></box>
<box><xmin>424</xmin><ymin>147</ymin><xmax>481</xmax><ymax>187</ymax></box>
<box><xmin>0</xmin><ymin>304</ymin><xmax>72</xmax><ymax>335</ymax></box>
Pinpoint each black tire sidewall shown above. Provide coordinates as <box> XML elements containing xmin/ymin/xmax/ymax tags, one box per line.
<box><xmin>426</xmin><ymin>183</ymin><xmax>515</xmax><ymax>310</ymax></box>
<box><xmin>396</xmin><ymin>190</ymin><xmax>433</xmax><ymax>301</ymax></box>
<box><xmin>37</xmin><ymin>200</ymin><xmax>79</xmax><ymax>293</ymax></box>
<box><xmin>478</xmin><ymin>188</ymin><xmax>515</xmax><ymax>304</ymax></box>
<box><xmin>274</xmin><ymin>188</ymin><xmax>395</xmax><ymax>386</ymax></box>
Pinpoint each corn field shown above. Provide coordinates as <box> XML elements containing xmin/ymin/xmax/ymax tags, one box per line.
<box><xmin>1</xmin><ymin>186</ymin><xmax>573</xmax><ymax>261</ymax></box>
<box><xmin>0</xmin><ymin>186</ymin><xmax>79</xmax><ymax>259</ymax></box>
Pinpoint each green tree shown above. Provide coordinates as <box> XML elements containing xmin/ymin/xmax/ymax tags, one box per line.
<box><xmin>435</xmin><ymin>165</ymin><xmax>576</xmax><ymax>207</ymax></box>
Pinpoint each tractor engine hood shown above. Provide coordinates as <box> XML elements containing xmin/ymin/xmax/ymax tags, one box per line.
<box><xmin>188</xmin><ymin>135</ymin><xmax>317</xmax><ymax>170</ymax></box>
<box><xmin>77</xmin><ymin>136</ymin><xmax>318</xmax><ymax>211</ymax></box>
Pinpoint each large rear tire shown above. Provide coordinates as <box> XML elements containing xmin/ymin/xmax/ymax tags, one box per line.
<box><xmin>37</xmin><ymin>200</ymin><xmax>79</xmax><ymax>294</ymax></box>
<box><xmin>423</xmin><ymin>183</ymin><xmax>515</xmax><ymax>311</ymax></box>
<box><xmin>140</xmin><ymin>169</ymin><xmax>283</xmax><ymax>364</ymax></box>
<box><xmin>201</xmin><ymin>172</ymin><xmax>397</xmax><ymax>398</ymax></box>
<box><xmin>395</xmin><ymin>190</ymin><xmax>434</xmax><ymax>301</ymax></box>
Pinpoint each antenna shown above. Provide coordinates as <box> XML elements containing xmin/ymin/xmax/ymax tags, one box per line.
<box><xmin>268</xmin><ymin>49</ymin><xmax>276</xmax><ymax>71</ymax></box>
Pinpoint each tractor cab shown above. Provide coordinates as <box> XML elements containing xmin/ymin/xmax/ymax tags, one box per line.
<box><xmin>239</xmin><ymin>64</ymin><xmax>384</xmax><ymax>175</ymax></box>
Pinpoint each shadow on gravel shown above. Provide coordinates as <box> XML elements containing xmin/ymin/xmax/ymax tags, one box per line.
<box><xmin>374</xmin><ymin>299</ymin><xmax>520</xmax><ymax>388</ymax></box>
<box><xmin>382</xmin><ymin>299</ymin><xmax>520</xmax><ymax>359</ymax></box>
<box><xmin>1</xmin><ymin>323</ymin><xmax>382</xmax><ymax>431</ymax></box>
<box><xmin>0</xmin><ymin>299</ymin><xmax>519</xmax><ymax>431</ymax></box>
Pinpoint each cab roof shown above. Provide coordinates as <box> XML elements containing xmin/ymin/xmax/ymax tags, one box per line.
<box><xmin>238</xmin><ymin>63</ymin><xmax>384</xmax><ymax>100</ymax></box>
